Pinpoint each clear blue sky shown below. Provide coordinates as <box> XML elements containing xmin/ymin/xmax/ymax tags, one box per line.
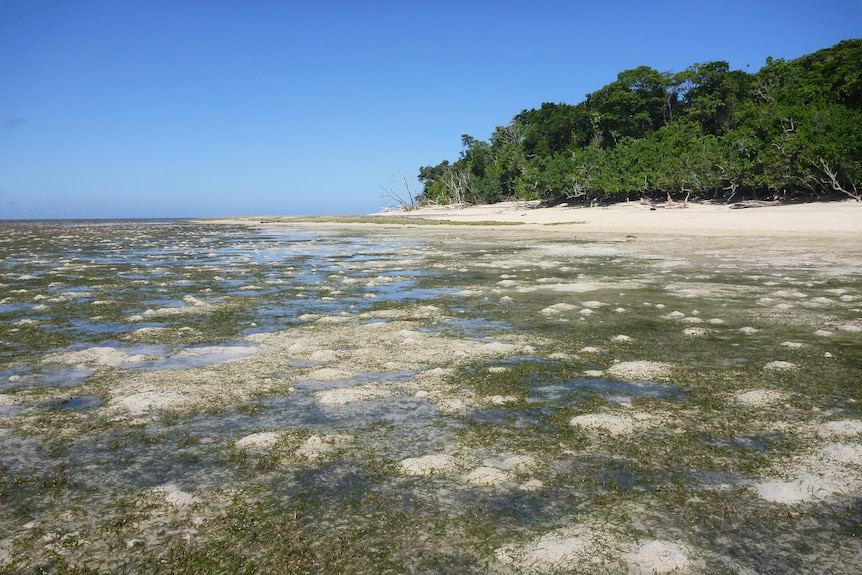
<box><xmin>1</xmin><ymin>1</ymin><xmax>860</xmax><ymax>219</ymax></box>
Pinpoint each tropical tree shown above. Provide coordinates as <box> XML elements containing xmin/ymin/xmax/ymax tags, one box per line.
<box><xmin>415</xmin><ymin>39</ymin><xmax>862</xmax><ymax>206</ymax></box>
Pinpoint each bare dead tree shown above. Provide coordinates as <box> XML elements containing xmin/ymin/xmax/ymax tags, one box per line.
<box><xmin>441</xmin><ymin>166</ymin><xmax>471</xmax><ymax>208</ymax></box>
<box><xmin>564</xmin><ymin>181</ymin><xmax>587</xmax><ymax>201</ymax></box>
<box><xmin>754</xmin><ymin>80</ymin><xmax>775</xmax><ymax>104</ymax></box>
<box><xmin>818</xmin><ymin>159</ymin><xmax>861</xmax><ymax>201</ymax></box>
<box><xmin>379</xmin><ymin>171</ymin><xmax>420</xmax><ymax>211</ymax></box>
<box><xmin>494</xmin><ymin>120</ymin><xmax>524</xmax><ymax>147</ymax></box>
<box><xmin>718</xmin><ymin>164</ymin><xmax>740</xmax><ymax>202</ymax></box>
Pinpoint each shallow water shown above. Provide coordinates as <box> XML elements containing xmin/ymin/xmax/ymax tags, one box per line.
<box><xmin>1</xmin><ymin>219</ymin><xmax>861</xmax><ymax>573</ymax></box>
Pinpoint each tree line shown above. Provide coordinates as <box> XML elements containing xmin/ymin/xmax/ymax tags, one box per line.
<box><xmin>417</xmin><ymin>39</ymin><xmax>861</xmax><ymax>206</ymax></box>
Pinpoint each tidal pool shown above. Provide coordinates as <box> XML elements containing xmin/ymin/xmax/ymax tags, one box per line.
<box><xmin>0</xmin><ymin>219</ymin><xmax>860</xmax><ymax>573</ymax></box>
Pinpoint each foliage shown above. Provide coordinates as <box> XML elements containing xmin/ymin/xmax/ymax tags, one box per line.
<box><xmin>417</xmin><ymin>39</ymin><xmax>862</xmax><ymax>205</ymax></box>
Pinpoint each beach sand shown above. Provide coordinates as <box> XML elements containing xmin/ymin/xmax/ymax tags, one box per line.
<box><xmin>379</xmin><ymin>199</ymin><xmax>862</xmax><ymax>237</ymax></box>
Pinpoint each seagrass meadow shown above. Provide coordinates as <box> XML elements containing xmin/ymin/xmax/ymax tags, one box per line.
<box><xmin>1</xmin><ymin>218</ymin><xmax>860</xmax><ymax>574</ymax></box>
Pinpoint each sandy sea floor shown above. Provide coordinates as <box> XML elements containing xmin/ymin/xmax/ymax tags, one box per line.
<box><xmin>1</xmin><ymin>202</ymin><xmax>861</xmax><ymax>573</ymax></box>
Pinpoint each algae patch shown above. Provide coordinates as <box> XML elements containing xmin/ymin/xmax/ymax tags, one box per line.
<box><xmin>1</xmin><ymin>220</ymin><xmax>861</xmax><ymax>573</ymax></box>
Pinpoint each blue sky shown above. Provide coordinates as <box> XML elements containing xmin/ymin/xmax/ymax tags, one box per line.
<box><xmin>1</xmin><ymin>1</ymin><xmax>860</xmax><ymax>219</ymax></box>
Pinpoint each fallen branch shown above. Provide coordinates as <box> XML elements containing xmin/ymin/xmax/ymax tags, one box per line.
<box><xmin>665</xmin><ymin>192</ymin><xmax>690</xmax><ymax>209</ymax></box>
<box><xmin>730</xmin><ymin>200</ymin><xmax>780</xmax><ymax>209</ymax></box>
<box><xmin>819</xmin><ymin>159</ymin><xmax>861</xmax><ymax>201</ymax></box>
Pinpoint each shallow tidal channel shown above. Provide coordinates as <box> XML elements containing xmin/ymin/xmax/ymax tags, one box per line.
<box><xmin>1</xmin><ymin>219</ymin><xmax>861</xmax><ymax>573</ymax></box>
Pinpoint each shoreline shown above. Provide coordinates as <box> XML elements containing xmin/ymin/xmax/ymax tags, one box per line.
<box><xmin>375</xmin><ymin>199</ymin><xmax>862</xmax><ymax>237</ymax></box>
<box><xmin>208</xmin><ymin>199</ymin><xmax>862</xmax><ymax>241</ymax></box>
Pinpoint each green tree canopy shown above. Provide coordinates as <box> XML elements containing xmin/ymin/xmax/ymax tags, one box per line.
<box><xmin>418</xmin><ymin>39</ymin><xmax>862</xmax><ymax>206</ymax></box>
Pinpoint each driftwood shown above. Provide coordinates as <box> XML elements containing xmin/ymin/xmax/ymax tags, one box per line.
<box><xmin>640</xmin><ymin>192</ymin><xmax>690</xmax><ymax>210</ymax></box>
<box><xmin>664</xmin><ymin>192</ymin><xmax>690</xmax><ymax>209</ymax></box>
<box><xmin>730</xmin><ymin>200</ymin><xmax>780</xmax><ymax>209</ymax></box>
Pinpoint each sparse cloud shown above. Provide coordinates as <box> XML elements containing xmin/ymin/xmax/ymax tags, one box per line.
<box><xmin>3</xmin><ymin>117</ymin><xmax>26</xmax><ymax>129</ymax></box>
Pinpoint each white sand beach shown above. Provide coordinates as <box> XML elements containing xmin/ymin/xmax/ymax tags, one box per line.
<box><xmin>380</xmin><ymin>199</ymin><xmax>862</xmax><ymax>237</ymax></box>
